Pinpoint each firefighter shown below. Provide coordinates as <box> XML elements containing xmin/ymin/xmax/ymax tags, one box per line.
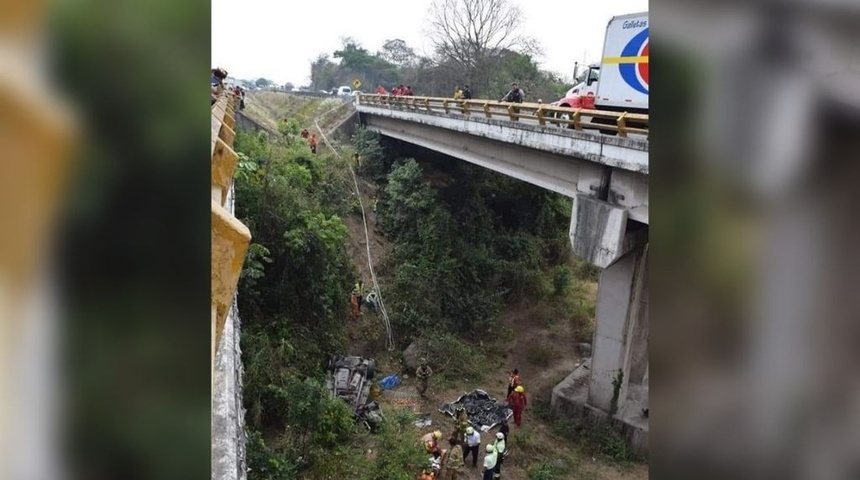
<box><xmin>421</xmin><ymin>430</ymin><xmax>443</xmax><ymax>459</ymax></box>
<box><xmin>416</xmin><ymin>359</ymin><xmax>433</xmax><ymax>397</ymax></box>
<box><xmin>463</xmin><ymin>426</ymin><xmax>481</xmax><ymax>468</ymax></box>
<box><xmin>442</xmin><ymin>437</ymin><xmax>465</xmax><ymax>480</ymax></box>
<box><xmin>507</xmin><ymin>385</ymin><xmax>528</xmax><ymax>426</ymax></box>
<box><xmin>481</xmin><ymin>444</ymin><xmax>497</xmax><ymax>480</ymax></box>
<box><xmin>349</xmin><ymin>290</ymin><xmax>360</xmax><ymax>321</ymax></box>
<box><xmin>492</xmin><ymin>432</ymin><xmax>506</xmax><ymax>479</ymax></box>
<box><xmin>507</xmin><ymin>368</ymin><xmax>521</xmax><ymax>397</ymax></box>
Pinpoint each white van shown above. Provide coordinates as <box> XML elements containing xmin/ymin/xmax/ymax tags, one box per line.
<box><xmin>335</xmin><ymin>86</ymin><xmax>352</xmax><ymax>96</ymax></box>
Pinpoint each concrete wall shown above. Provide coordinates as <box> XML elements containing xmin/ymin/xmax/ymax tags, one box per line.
<box><xmin>330</xmin><ymin>110</ymin><xmax>359</xmax><ymax>140</ymax></box>
<box><xmin>587</xmin><ymin>244</ymin><xmax>648</xmax><ymax>412</ymax></box>
<box><xmin>211</xmin><ymin>94</ymin><xmax>251</xmax><ymax>480</ymax></box>
<box><xmin>235</xmin><ymin>111</ymin><xmax>272</xmax><ymax>135</ymax></box>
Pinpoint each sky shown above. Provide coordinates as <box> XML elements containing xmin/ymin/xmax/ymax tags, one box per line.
<box><xmin>212</xmin><ymin>0</ymin><xmax>648</xmax><ymax>87</ymax></box>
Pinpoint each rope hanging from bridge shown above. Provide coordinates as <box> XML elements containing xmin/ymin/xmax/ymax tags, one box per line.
<box><xmin>313</xmin><ymin>117</ymin><xmax>396</xmax><ymax>352</ymax></box>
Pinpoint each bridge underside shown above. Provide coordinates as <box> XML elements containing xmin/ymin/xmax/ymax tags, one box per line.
<box><xmin>360</xmin><ymin>113</ymin><xmax>648</xmax><ymax>225</ymax></box>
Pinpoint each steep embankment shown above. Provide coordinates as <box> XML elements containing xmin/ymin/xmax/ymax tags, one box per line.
<box><xmin>243</xmin><ymin>91</ymin><xmax>353</xmax><ymax>134</ymax></box>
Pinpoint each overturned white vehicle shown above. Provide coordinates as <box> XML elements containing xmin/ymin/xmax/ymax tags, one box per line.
<box><xmin>325</xmin><ymin>355</ymin><xmax>383</xmax><ymax>430</ymax></box>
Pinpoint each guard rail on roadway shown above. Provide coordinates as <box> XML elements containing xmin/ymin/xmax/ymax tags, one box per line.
<box><xmin>210</xmin><ymin>89</ymin><xmax>251</xmax><ymax>366</ymax></box>
<box><xmin>356</xmin><ymin>94</ymin><xmax>649</xmax><ymax>138</ymax></box>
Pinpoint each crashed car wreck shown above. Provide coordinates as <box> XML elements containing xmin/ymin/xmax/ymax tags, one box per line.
<box><xmin>439</xmin><ymin>389</ymin><xmax>512</xmax><ymax>432</ymax></box>
<box><xmin>325</xmin><ymin>355</ymin><xmax>384</xmax><ymax>430</ymax></box>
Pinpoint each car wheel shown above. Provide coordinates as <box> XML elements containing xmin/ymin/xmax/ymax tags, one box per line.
<box><xmin>553</xmin><ymin>106</ymin><xmax>575</xmax><ymax>129</ymax></box>
<box><xmin>366</xmin><ymin>360</ymin><xmax>376</xmax><ymax>380</ymax></box>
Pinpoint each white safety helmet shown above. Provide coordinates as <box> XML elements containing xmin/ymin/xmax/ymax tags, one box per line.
<box><xmin>486</xmin><ymin>444</ymin><xmax>494</xmax><ymax>453</ymax></box>
<box><xmin>466</xmin><ymin>427</ymin><xmax>474</xmax><ymax>435</ymax></box>
<box><xmin>496</xmin><ymin>432</ymin><xmax>505</xmax><ymax>440</ymax></box>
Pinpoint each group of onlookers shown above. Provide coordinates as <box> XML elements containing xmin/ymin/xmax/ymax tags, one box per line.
<box><xmin>211</xmin><ymin>67</ymin><xmax>245</xmax><ymax>109</ymax></box>
<box><xmin>376</xmin><ymin>84</ymin><xmax>415</xmax><ymax>96</ymax></box>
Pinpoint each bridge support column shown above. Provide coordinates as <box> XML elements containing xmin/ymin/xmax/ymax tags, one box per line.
<box><xmin>553</xmin><ymin>197</ymin><xmax>649</xmax><ymax>457</ymax></box>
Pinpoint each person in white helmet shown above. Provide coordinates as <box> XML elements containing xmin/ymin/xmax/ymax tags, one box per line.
<box><xmin>492</xmin><ymin>431</ymin><xmax>506</xmax><ymax>479</ymax></box>
<box><xmin>481</xmin><ymin>443</ymin><xmax>497</xmax><ymax>480</ymax></box>
<box><xmin>463</xmin><ymin>426</ymin><xmax>481</xmax><ymax>467</ymax></box>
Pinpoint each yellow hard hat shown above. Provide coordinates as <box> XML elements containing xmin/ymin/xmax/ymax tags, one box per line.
<box><xmin>434</xmin><ymin>430</ymin><xmax>442</xmax><ymax>439</ymax></box>
<box><xmin>515</xmin><ymin>385</ymin><xmax>525</xmax><ymax>393</ymax></box>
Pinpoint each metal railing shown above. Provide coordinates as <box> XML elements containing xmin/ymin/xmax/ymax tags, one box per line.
<box><xmin>356</xmin><ymin>94</ymin><xmax>649</xmax><ymax>138</ymax></box>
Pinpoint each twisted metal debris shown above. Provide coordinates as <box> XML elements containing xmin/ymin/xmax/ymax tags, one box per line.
<box><xmin>439</xmin><ymin>389</ymin><xmax>512</xmax><ymax>432</ymax></box>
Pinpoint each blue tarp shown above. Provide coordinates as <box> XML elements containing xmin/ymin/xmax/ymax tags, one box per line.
<box><xmin>378</xmin><ymin>374</ymin><xmax>401</xmax><ymax>390</ymax></box>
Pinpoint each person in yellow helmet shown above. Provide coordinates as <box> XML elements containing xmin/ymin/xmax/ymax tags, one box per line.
<box><xmin>481</xmin><ymin>443</ymin><xmax>497</xmax><ymax>480</ymax></box>
<box><xmin>421</xmin><ymin>430</ymin><xmax>443</xmax><ymax>458</ymax></box>
<box><xmin>507</xmin><ymin>385</ymin><xmax>528</xmax><ymax>426</ymax></box>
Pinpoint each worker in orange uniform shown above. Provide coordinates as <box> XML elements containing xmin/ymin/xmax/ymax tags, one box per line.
<box><xmin>349</xmin><ymin>290</ymin><xmax>360</xmax><ymax>320</ymax></box>
<box><xmin>507</xmin><ymin>385</ymin><xmax>528</xmax><ymax>427</ymax></box>
<box><xmin>309</xmin><ymin>133</ymin><xmax>318</xmax><ymax>154</ymax></box>
<box><xmin>507</xmin><ymin>368</ymin><xmax>521</xmax><ymax>397</ymax></box>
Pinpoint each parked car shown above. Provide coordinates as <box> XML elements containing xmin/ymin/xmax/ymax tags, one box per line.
<box><xmin>335</xmin><ymin>86</ymin><xmax>353</xmax><ymax>96</ymax></box>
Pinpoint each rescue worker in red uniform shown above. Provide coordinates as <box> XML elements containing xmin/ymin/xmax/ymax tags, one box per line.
<box><xmin>507</xmin><ymin>385</ymin><xmax>528</xmax><ymax>426</ymax></box>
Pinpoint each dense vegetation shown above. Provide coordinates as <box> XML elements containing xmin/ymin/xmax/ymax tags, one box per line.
<box><xmin>234</xmin><ymin>125</ymin><xmax>431</xmax><ymax>479</ymax></box>
<box><xmin>234</xmin><ymin>115</ymin><xmax>592</xmax><ymax>478</ymax></box>
<box><xmin>355</xmin><ymin>128</ymin><xmax>576</xmax><ymax>340</ymax></box>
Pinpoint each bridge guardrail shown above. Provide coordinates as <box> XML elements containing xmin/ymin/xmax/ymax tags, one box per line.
<box><xmin>356</xmin><ymin>94</ymin><xmax>648</xmax><ymax>138</ymax></box>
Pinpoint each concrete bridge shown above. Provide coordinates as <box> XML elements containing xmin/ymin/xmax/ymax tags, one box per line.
<box><xmin>356</xmin><ymin>94</ymin><xmax>650</xmax><ymax>456</ymax></box>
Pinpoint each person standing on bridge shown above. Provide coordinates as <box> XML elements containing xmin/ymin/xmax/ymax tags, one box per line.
<box><xmin>376</xmin><ymin>84</ymin><xmax>387</xmax><ymax>95</ymax></box>
<box><xmin>500</xmin><ymin>82</ymin><xmax>524</xmax><ymax>103</ymax></box>
<box><xmin>309</xmin><ymin>133</ymin><xmax>318</xmax><ymax>154</ymax></box>
<box><xmin>404</xmin><ymin>85</ymin><xmax>414</xmax><ymax>96</ymax></box>
<box><xmin>463</xmin><ymin>84</ymin><xmax>473</xmax><ymax>100</ymax></box>
<box><xmin>453</xmin><ymin>84</ymin><xmax>464</xmax><ymax>99</ymax></box>
<box><xmin>500</xmin><ymin>82</ymin><xmax>524</xmax><ymax>121</ymax></box>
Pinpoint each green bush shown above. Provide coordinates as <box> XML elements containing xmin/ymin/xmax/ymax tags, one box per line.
<box><xmin>524</xmin><ymin>339</ymin><xmax>555</xmax><ymax>367</ymax></box>
<box><xmin>551</xmin><ymin>417</ymin><xmax>629</xmax><ymax>462</ymax></box>
<box><xmin>246</xmin><ymin>429</ymin><xmax>298</xmax><ymax>480</ymax></box>
<box><xmin>368</xmin><ymin>408</ymin><xmax>429</xmax><ymax>480</ymax></box>
<box><xmin>527</xmin><ymin>460</ymin><xmax>566</xmax><ymax>480</ymax></box>
<box><xmin>412</xmin><ymin>333</ymin><xmax>486</xmax><ymax>382</ymax></box>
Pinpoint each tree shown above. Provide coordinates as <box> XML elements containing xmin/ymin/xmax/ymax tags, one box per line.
<box><xmin>255</xmin><ymin>77</ymin><xmax>273</xmax><ymax>87</ymax></box>
<box><xmin>283</xmin><ymin>81</ymin><xmax>295</xmax><ymax>91</ymax></box>
<box><xmin>378</xmin><ymin>39</ymin><xmax>416</xmax><ymax>67</ymax></box>
<box><xmin>310</xmin><ymin>54</ymin><xmax>338</xmax><ymax>91</ymax></box>
<box><xmin>333</xmin><ymin>38</ymin><xmax>374</xmax><ymax>71</ymax></box>
<box><xmin>426</xmin><ymin>0</ymin><xmax>538</xmax><ymax>91</ymax></box>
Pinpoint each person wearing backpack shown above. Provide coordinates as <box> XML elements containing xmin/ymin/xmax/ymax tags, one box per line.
<box><xmin>500</xmin><ymin>82</ymin><xmax>524</xmax><ymax>121</ymax></box>
<box><xmin>500</xmin><ymin>82</ymin><xmax>524</xmax><ymax>103</ymax></box>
